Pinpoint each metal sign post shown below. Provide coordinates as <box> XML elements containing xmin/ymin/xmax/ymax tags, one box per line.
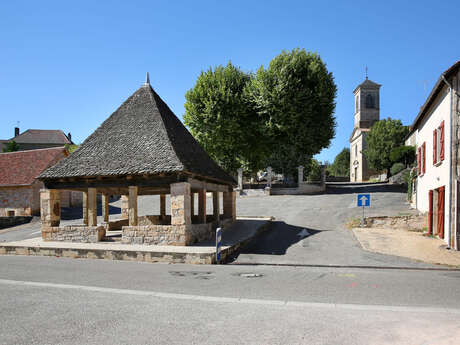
<box><xmin>216</xmin><ymin>227</ymin><xmax>222</xmax><ymax>264</ymax></box>
<box><xmin>357</xmin><ymin>194</ymin><xmax>370</xmax><ymax>227</ymax></box>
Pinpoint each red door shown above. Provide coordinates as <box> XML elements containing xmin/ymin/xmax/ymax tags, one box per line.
<box><xmin>437</xmin><ymin>187</ymin><xmax>445</xmax><ymax>239</ymax></box>
<box><xmin>428</xmin><ymin>190</ymin><xmax>433</xmax><ymax>235</ymax></box>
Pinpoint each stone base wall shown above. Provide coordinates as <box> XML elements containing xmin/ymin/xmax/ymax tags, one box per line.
<box><xmin>0</xmin><ymin>216</ymin><xmax>33</xmax><ymax>229</ymax></box>
<box><xmin>270</xmin><ymin>182</ymin><xmax>326</xmax><ymax>195</ymax></box>
<box><xmin>122</xmin><ymin>224</ymin><xmax>189</xmax><ymax>245</ymax></box>
<box><xmin>42</xmin><ymin>225</ymin><xmax>105</xmax><ymax>243</ymax></box>
<box><xmin>122</xmin><ymin>218</ymin><xmax>235</xmax><ymax>246</ymax></box>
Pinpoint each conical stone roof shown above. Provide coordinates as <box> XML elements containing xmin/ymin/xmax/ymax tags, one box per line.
<box><xmin>40</xmin><ymin>83</ymin><xmax>234</xmax><ymax>185</ymax></box>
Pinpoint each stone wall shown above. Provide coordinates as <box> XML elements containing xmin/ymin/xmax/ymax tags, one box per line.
<box><xmin>42</xmin><ymin>225</ymin><xmax>105</xmax><ymax>243</ymax></box>
<box><xmin>122</xmin><ymin>224</ymin><xmax>189</xmax><ymax>245</ymax></box>
<box><xmin>270</xmin><ymin>182</ymin><xmax>326</xmax><ymax>195</ymax></box>
<box><xmin>365</xmin><ymin>214</ymin><xmax>427</xmax><ymax>231</ymax></box>
<box><xmin>0</xmin><ymin>216</ymin><xmax>32</xmax><ymax>229</ymax></box>
<box><xmin>0</xmin><ymin>186</ymin><xmax>34</xmax><ymax>216</ymax></box>
<box><xmin>122</xmin><ymin>218</ymin><xmax>234</xmax><ymax>246</ymax></box>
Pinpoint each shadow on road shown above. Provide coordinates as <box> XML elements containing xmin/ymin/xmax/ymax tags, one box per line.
<box><xmin>232</xmin><ymin>221</ymin><xmax>321</xmax><ymax>257</ymax></box>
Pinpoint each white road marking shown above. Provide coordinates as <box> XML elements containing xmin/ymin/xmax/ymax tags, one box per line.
<box><xmin>0</xmin><ymin>278</ymin><xmax>459</xmax><ymax>314</ymax></box>
<box><xmin>30</xmin><ymin>231</ymin><xmax>41</xmax><ymax>235</ymax></box>
<box><xmin>297</xmin><ymin>229</ymin><xmax>310</xmax><ymax>239</ymax></box>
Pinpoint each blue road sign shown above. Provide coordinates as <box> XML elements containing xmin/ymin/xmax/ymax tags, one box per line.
<box><xmin>216</xmin><ymin>227</ymin><xmax>222</xmax><ymax>264</ymax></box>
<box><xmin>357</xmin><ymin>194</ymin><xmax>370</xmax><ymax>207</ymax></box>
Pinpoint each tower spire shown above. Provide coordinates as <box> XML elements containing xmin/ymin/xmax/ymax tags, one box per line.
<box><xmin>144</xmin><ymin>72</ymin><xmax>150</xmax><ymax>86</ymax></box>
<box><xmin>365</xmin><ymin>66</ymin><xmax>368</xmax><ymax>80</ymax></box>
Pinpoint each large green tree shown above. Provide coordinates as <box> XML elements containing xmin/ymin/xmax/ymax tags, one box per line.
<box><xmin>3</xmin><ymin>140</ymin><xmax>20</xmax><ymax>152</ymax></box>
<box><xmin>247</xmin><ymin>48</ymin><xmax>337</xmax><ymax>177</ymax></box>
<box><xmin>328</xmin><ymin>147</ymin><xmax>350</xmax><ymax>177</ymax></box>
<box><xmin>363</xmin><ymin>118</ymin><xmax>409</xmax><ymax>175</ymax></box>
<box><xmin>184</xmin><ymin>62</ymin><xmax>264</xmax><ymax>173</ymax></box>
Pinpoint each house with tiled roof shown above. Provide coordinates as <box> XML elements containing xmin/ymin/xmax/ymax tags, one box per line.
<box><xmin>406</xmin><ymin>60</ymin><xmax>460</xmax><ymax>250</ymax></box>
<box><xmin>0</xmin><ymin>147</ymin><xmax>80</xmax><ymax>217</ymax></box>
<box><xmin>1</xmin><ymin>127</ymin><xmax>73</xmax><ymax>152</ymax></box>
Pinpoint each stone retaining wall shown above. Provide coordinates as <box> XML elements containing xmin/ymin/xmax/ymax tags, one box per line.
<box><xmin>42</xmin><ymin>225</ymin><xmax>106</xmax><ymax>243</ymax></box>
<box><xmin>270</xmin><ymin>182</ymin><xmax>325</xmax><ymax>195</ymax></box>
<box><xmin>0</xmin><ymin>216</ymin><xmax>33</xmax><ymax>229</ymax></box>
<box><xmin>365</xmin><ymin>214</ymin><xmax>427</xmax><ymax>231</ymax></box>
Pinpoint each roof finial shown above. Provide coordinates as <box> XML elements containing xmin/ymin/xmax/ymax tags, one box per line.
<box><xmin>365</xmin><ymin>66</ymin><xmax>368</xmax><ymax>80</ymax></box>
<box><xmin>144</xmin><ymin>72</ymin><xmax>150</xmax><ymax>86</ymax></box>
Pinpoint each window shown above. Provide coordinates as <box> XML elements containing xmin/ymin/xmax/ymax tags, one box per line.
<box><xmin>355</xmin><ymin>145</ymin><xmax>358</xmax><ymax>157</ymax></box>
<box><xmin>365</xmin><ymin>94</ymin><xmax>374</xmax><ymax>108</ymax></box>
<box><xmin>418</xmin><ymin>142</ymin><xmax>426</xmax><ymax>176</ymax></box>
<box><xmin>433</xmin><ymin>121</ymin><xmax>445</xmax><ymax>165</ymax></box>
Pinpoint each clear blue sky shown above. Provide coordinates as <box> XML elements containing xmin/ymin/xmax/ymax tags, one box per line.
<box><xmin>1</xmin><ymin>1</ymin><xmax>459</xmax><ymax>163</ymax></box>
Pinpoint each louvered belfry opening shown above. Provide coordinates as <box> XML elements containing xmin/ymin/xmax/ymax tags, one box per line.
<box><xmin>38</xmin><ymin>79</ymin><xmax>236</xmax><ymax>246</ymax></box>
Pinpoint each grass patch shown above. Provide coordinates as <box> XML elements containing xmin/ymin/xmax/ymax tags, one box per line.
<box><xmin>346</xmin><ymin>217</ymin><xmax>361</xmax><ymax>229</ymax></box>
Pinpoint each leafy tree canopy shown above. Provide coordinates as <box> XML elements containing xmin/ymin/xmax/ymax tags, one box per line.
<box><xmin>327</xmin><ymin>147</ymin><xmax>350</xmax><ymax>177</ymax></box>
<box><xmin>389</xmin><ymin>145</ymin><xmax>416</xmax><ymax>167</ymax></box>
<box><xmin>248</xmin><ymin>48</ymin><xmax>337</xmax><ymax>176</ymax></box>
<box><xmin>363</xmin><ymin>118</ymin><xmax>409</xmax><ymax>175</ymax></box>
<box><xmin>184</xmin><ymin>62</ymin><xmax>264</xmax><ymax>173</ymax></box>
<box><xmin>3</xmin><ymin>140</ymin><xmax>20</xmax><ymax>152</ymax></box>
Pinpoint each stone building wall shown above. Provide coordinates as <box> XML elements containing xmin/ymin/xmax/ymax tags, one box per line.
<box><xmin>0</xmin><ymin>183</ymin><xmax>82</xmax><ymax>217</ymax></box>
<box><xmin>0</xmin><ymin>186</ymin><xmax>34</xmax><ymax>216</ymax></box>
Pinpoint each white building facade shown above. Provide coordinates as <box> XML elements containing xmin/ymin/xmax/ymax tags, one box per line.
<box><xmin>408</xmin><ymin>61</ymin><xmax>460</xmax><ymax>249</ymax></box>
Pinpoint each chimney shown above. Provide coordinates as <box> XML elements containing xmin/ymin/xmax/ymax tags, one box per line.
<box><xmin>14</xmin><ymin>127</ymin><xmax>19</xmax><ymax>137</ymax></box>
<box><xmin>67</xmin><ymin>132</ymin><xmax>72</xmax><ymax>142</ymax></box>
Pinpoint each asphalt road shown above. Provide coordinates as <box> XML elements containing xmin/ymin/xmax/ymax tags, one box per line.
<box><xmin>232</xmin><ymin>184</ymin><xmax>432</xmax><ymax>267</ymax></box>
<box><xmin>1</xmin><ymin>256</ymin><xmax>460</xmax><ymax>345</ymax></box>
<box><xmin>0</xmin><ymin>184</ymin><xmax>434</xmax><ymax>268</ymax></box>
<box><xmin>1</xmin><ymin>185</ymin><xmax>460</xmax><ymax>344</ymax></box>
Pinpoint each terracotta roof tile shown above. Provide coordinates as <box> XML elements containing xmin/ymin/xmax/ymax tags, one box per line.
<box><xmin>0</xmin><ymin>147</ymin><xmax>67</xmax><ymax>186</ymax></box>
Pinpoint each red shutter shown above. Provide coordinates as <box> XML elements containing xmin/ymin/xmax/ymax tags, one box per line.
<box><xmin>428</xmin><ymin>190</ymin><xmax>433</xmax><ymax>235</ymax></box>
<box><xmin>422</xmin><ymin>142</ymin><xmax>426</xmax><ymax>174</ymax></box>
<box><xmin>433</xmin><ymin>129</ymin><xmax>437</xmax><ymax>165</ymax></box>
<box><xmin>440</xmin><ymin>121</ymin><xmax>445</xmax><ymax>161</ymax></box>
<box><xmin>418</xmin><ymin>147</ymin><xmax>421</xmax><ymax>175</ymax></box>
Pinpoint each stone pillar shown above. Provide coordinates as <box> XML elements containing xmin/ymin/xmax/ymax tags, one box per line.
<box><xmin>223</xmin><ymin>191</ymin><xmax>236</xmax><ymax>221</ymax></box>
<box><xmin>82</xmin><ymin>190</ymin><xmax>88</xmax><ymax>225</ymax></box>
<box><xmin>298</xmin><ymin>165</ymin><xmax>304</xmax><ymax>186</ymax></box>
<box><xmin>160</xmin><ymin>194</ymin><xmax>166</xmax><ymax>219</ymax></box>
<box><xmin>40</xmin><ymin>189</ymin><xmax>61</xmax><ymax>228</ymax></box>
<box><xmin>237</xmin><ymin>168</ymin><xmax>243</xmax><ymax>191</ymax></box>
<box><xmin>213</xmin><ymin>191</ymin><xmax>220</xmax><ymax>223</ymax></box>
<box><xmin>87</xmin><ymin>188</ymin><xmax>97</xmax><ymax>226</ymax></box>
<box><xmin>128</xmin><ymin>186</ymin><xmax>138</xmax><ymax>226</ymax></box>
<box><xmin>198</xmin><ymin>189</ymin><xmax>207</xmax><ymax>224</ymax></box>
<box><xmin>121</xmin><ymin>195</ymin><xmax>129</xmax><ymax>220</ymax></box>
<box><xmin>170</xmin><ymin>182</ymin><xmax>191</xmax><ymax>225</ymax></box>
<box><xmin>102</xmin><ymin>194</ymin><xmax>109</xmax><ymax>223</ymax></box>
<box><xmin>321</xmin><ymin>165</ymin><xmax>326</xmax><ymax>186</ymax></box>
<box><xmin>267</xmin><ymin>166</ymin><xmax>272</xmax><ymax>188</ymax></box>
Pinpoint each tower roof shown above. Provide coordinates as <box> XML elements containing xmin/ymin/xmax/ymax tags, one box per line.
<box><xmin>353</xmin><ymin>78</ymin><xmax>381</xmax><ymax>93</ymax></box>
<box><xmin>39</xmin><ymin>82</ymin><xmax>235</xmax><ymax>185</ymax></box>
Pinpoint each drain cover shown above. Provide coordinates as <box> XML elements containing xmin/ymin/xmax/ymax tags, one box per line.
<box><xmin>239</xmin><ymin>273</ymin><xmax>263</xmax><ymax>278</ymax></box>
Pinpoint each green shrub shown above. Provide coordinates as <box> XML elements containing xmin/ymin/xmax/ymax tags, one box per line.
<box><xmin>390</xmin><ymin>162</ymin><xmax>405</xmax><ymax>176</ymax></box>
